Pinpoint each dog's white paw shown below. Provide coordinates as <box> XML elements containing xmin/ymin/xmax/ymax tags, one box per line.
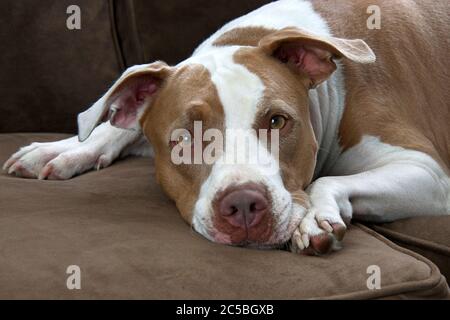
<box><xmin>290</xmin><ymin>211</ymin><xmax>345</xmax><ymax>255</ymax></box>
<box><xmin>3</xmin><ymin>137</ymin><xmax>116</xmax><ymax>180</ymax></box>
<box><xmin>290</xmin><ymin>177</ymin><xmax>349</xmax><ymax>255</ymax></box>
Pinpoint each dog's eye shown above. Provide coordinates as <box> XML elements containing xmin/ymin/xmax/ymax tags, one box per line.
<box><xmin>270</xmin><ymin>115</ymin><xmax>287</xmax><ymax>130</ymax></box>
<box><xmin>170</xmin><ymin>132</ymin><xmax>192</xmax><ymax>148</ymax></box>
<box><xmin>177</xmin><ymin>135</ymin><xmax>191</xmax><ymax>145</ymax></box>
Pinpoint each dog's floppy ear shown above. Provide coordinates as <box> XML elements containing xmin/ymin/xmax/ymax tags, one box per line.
<box><xmin>259</xmin><ymin>27</ymin><xmax>376</xmax><ymax>88</ymax></box>
<box><xmin>77</xmin><ymin>61</ymin><xmax>172</xmax><ymax>142</ymax></box>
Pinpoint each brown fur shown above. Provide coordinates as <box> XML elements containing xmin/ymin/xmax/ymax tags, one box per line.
<box><xmin>213</xmin><ymin>26</ymin><xmax>275</xmax><ymax>47</ymax></box>
<box><xmin>312</xmin><ymin>0</ymin><xmax>450</xmax><ymax>172</ymax></box>
<box><xmin>140</xmin><ymin>64</ymin><xmax>224</xmax><ymax>222</ymax></box>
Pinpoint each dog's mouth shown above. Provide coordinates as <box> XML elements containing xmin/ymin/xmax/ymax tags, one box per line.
<box><xmin>194</xmin><ymin>201</ymin><xmax>300</xmax><ymax>249</ymax></box>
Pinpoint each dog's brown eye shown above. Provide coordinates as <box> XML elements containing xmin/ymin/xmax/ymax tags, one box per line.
<box><xmin>170</xmin><ymin>132</ymin><xmax>192</xmax><ymax>148</ymax></box>
<box><xmin>177</xmin><ymin>134</ymin><xmax>191</xmax><ymax>145</ymax></box>
<box><xmin>270</xmin><ymin>115</ymin><xmax>287</xmax><ymax>130</ymax></box>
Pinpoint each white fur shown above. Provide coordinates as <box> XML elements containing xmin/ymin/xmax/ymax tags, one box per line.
<box><xmin>194</xmin><ymin>0</ymin><xmax>331</xmax><ymax>55</ymax></box>
<box><xmin>185</xmin><ymin>46</ymin><xmax>305</xmax><ymax>245</ymax></box>
<box><xmin>320</xmin><ymin>135</ymin><xmax>450</xmax><ymax>222</ymax></box>
<box><xmin>3</xmin><ymin>122</ymin><xmax>144</xmax><ymax>179</ymax></box>
<box><xmin>292</xmin><ymin>135</ymin><xmax>450</xmax><ymax>250</ymax></box>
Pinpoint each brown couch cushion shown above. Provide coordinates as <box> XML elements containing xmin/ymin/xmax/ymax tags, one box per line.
<box><xmin>370</xmin><ymin>218</ymin><xmax>450</xmax><ymax>285</ymax></box>
<box><xmin>0</xmin><ymin>133</ymin><xmax>448</xmax><ymax>299</ymax></box>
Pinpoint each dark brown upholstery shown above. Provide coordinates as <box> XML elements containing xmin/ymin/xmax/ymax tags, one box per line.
<box><xmin>0</xmin><ymin>0</ymin><xmax>121</xmax><ymax>134</ymax></box>
<box><xmin>130</xmin><ymin>0</ymin><xmax>272</xmax><ymax>65</ymax></box>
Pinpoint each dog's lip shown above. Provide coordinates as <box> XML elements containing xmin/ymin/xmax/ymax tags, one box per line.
<box><xmin>204</xmin><ymin>200</ymin><xmax>296</xmax><ymax>247</ymax></box>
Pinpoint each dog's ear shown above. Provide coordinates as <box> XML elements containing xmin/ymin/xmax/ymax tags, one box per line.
<box><xmin>77</xmin><ymin>61</ymin><xmax>172</xmax><ymax>142</ymax></box>
<box><xmin>259</xmin><ymin>27</ymin><xmax>375</xmax><ymax>88</ymax></box>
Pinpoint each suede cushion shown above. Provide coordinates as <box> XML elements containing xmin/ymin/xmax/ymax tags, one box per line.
<box><xmin>370</xmin><ymin>218</ymin><xmax>450</xmax><ymax>284</ymax></box>
<box><xmin>0</xmin><ymin>0</ymin><xmax>122</xmax><ymax>134</ymax></box>
<box><xmin>130</xmin><ymin>0</ymin><xmax>272</xmax><ymax>65</ymax></box>
<box><xmin>0</xmin><ymin>0</ymin><xmax>273</xmax><ymax>134</ymax></box>
<box><xmin>0</xmin><ymin>133</ymin><xmax>448</xmax><ymax>299</ymax></box>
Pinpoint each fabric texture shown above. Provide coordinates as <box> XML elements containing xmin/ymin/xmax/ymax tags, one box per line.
<box><xmin>0</xmin><ymin>133</ymin><xmax>448</xmax><ymax>299</ymax></box>
<box><xmin>0</xmin><ymin>0</ymin><xmax>122</xmax><ymax>134</ymax></box>
<box><xmin>0</xmin><ymin>0</ymin><xmax>272</xmax><ymax>134</ymax></box>
<box><xmin>130</xmin><ymin>0</ymin><xmax>272</xmax><ymax>65</ymax></box>
<box><xmin>369</xmin><ymin>219</ymin><xmax>450</xmax><ymax>285</ymax></box>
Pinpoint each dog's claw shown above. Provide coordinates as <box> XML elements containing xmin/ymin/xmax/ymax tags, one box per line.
<box><xmin>8</xmin><ymin>162</ymin><xmax>34</xmax><ymax>178</ymax></box>
<box><xmin>95</xmin><ymin>154</ymin><xmax>110</xmax><ymax>171</ymax></box>
<box><xmin>291</xmin><ymin>229</ymin><xmax>305</xmax><ymax>251</ymax></box>
<box><xmin>301</xmin><ymin>234</ymin><xmax>310</xmax><ymax>248</ymax></box>
<box><xmin>3</xmin><ymin>158</ymin><xmax>15</xmax><ymax>171</ymax></box>
<box><xmin>38</xmin><ymin>164</ymin><xmax>52</xmax><ymax>180</ymax></box>
<box><xmin>319</xmin><ymin>220</ymin><xmax>333</xmax><ymax>233</ymax></box>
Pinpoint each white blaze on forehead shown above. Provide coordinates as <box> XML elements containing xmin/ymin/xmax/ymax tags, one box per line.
<box><xmin>179</xmin><ymin>46</ymin><xmax>265</xmax><ymax>130</ymax></box>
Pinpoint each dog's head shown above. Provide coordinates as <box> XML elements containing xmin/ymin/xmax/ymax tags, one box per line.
<box><xmin>78</xmin><ymin>27</ymin><xmax>374</xmax><ymax>247</ymax></box>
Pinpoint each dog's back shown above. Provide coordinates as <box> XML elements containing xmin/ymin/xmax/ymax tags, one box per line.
<box><xmin>313</xmin><ymin>0</ymin><xmax>450</xmax><ymax>171</ymax></box>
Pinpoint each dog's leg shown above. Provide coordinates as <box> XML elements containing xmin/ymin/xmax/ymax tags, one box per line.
<box><xmin>291</xmin><ymin>135</ymin><xmax>450</xmax><ymax>255</ymax></box>
<box><xmin>3</xmin><ymin>122</ymin><xmax>143</xmax><ymax>180</ymax></box>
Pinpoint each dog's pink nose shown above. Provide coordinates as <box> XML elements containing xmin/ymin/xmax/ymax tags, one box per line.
<box><xmin>217</xmin><ymin>184</ymin><xmax>269</xmax><ymax>229</ymax></box>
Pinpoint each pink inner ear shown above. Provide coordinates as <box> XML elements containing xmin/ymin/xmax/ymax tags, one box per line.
<box><xmin>274</xmin><ymin>44</ymin><xmax>335</xmax><ymax>86</ymax></box>
<box><xmin>110</xmin><ymin>78</ymin><xmax>159</xmax><ymax>129</ymax></box>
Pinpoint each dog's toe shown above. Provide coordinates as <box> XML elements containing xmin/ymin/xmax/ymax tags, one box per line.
<box><xmin>291</xmin><ymin>209</ymin><xmax>345</xmax><ymax>256</ymax></box>
<box><xmin>38</xmin><ymin>163</ymin><xmax>64</xmax><ymax>180</ymax></box>
<box><xmin>9</xmin><ymin>162</ymin><xmax>36</xmax><ymax>178</ymax></box>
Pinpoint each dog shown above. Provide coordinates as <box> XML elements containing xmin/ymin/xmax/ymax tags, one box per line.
<box><xmin>3</xmin><ymin>0</ymin><xmax>449</xmax><ymax>255</ymax></box>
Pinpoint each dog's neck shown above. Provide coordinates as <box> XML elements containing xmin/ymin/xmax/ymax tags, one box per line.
<box><xmin>309</xmin><ymin>65</ymin><xmax>345</xmax><ymax>179</ymax></box>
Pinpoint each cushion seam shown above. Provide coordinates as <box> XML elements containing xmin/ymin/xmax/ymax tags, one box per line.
<box><xmin>369</xmin><ymin>225</ymin><xmax>450</xmax><ymax>256</ymax></box>
<box><xmin>108</xmin><ymin>0</ymin><xmax>126</xmax><ymax>71</ymax></box>
<box><xmin>313</xmin><ymin>223</ymin><xmax>443</xmax><ymax>299</ymax></box>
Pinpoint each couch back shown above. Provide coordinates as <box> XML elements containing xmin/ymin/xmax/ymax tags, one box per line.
<box><xmin>0</xmin><ymin>0</ymin><xmax>271</xmax><ymax>134</ymax></box>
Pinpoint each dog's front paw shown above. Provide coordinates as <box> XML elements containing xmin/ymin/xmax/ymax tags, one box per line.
<box><xmin>290</xmin><ymin>178</ymin><xmax>349</xmax><ymax>255</ymax></box>
<box><xmin>290</xmin><ymin>208</ymin><xmax>346</xmax><ymax>255</ymax></box>
<box><xmin>3</xmin><ymin>137</ymin><xmax>115</xmax><ymax>180</ymax></box>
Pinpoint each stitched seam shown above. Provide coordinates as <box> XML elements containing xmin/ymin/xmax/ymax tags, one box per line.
<box><xmin>312</xmin><ymin>224</ymin><xmax>443</xmax><ymax>300</ymax></box>
<box><xmin>127</xmin><ymin>0</ymin><xmax>145</xmax><ymax>64</ymax></box>
<box><xmin>370</xmin><ymin>225</ymin><xmax>450</xmax><ymax>256</ymax></box>
<box><xmin>108</xmin><ymin>0</ymin><xmax>126</xmax><ymax>71</ymax></box>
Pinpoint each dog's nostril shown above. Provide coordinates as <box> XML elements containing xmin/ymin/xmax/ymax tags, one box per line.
<box><xmin>222</xmin><ymin>205</ymin><xmax>239</xmax><ymax>216</ymax></box>
<box><xmin>216</xmin><ymin>184</ymin><xmax>270</xmax><ymax>229</ymax></box>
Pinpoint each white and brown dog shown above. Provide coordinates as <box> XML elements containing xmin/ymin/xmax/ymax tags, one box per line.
<box><xmin>4</xmin><ymin>0</ymin><xmax>449</xmax><ymax>254</ymax></box>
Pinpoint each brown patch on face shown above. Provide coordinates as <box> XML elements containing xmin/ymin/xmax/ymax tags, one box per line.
<box><xmin>312</xmin><ymin>0</ymin><xmax>450</xmax><ymax>173</ymax></box>
<box><xmin>233</xmin><ymin>47</ymin><xmax>319</xmax><ymax>195</ymax></box>
<box><xmin>140</xmin><ymin>64</ymin><xmax>225</xmax><ymax>223</ymax></box>
<box><xmin>213</xmin><ymin>26</ymin><xmax>276</xmax><ymax>47</ymax></box>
